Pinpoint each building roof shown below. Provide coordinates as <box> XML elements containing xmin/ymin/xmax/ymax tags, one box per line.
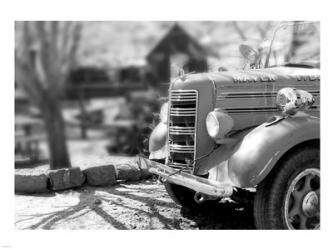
<box><xmin>146</xmin><ymin>23</ymin><xmax>208</xmax><ymax>61</ymax></box>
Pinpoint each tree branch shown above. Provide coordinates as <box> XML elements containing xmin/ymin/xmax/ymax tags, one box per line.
<box><xmin>232</xmin><ymin>21</ymin><xmax>247</xmax><ymax>41</ymax></box>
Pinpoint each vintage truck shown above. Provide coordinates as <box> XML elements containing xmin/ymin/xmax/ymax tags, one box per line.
<box><xmin>141</xmin><ymin>22</ymin><xmax>320</xmax><ymax>229</ymax></box>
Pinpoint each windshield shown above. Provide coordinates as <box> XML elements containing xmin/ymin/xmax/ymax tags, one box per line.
<box><xmin>262</xmin><ymin>22</ymin><xmax>320</xmax><ymax>68</ymax></box>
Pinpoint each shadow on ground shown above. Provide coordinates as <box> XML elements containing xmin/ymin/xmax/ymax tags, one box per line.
<box><xmin>15</xmin><ymin>180</ymin><xmax>255</xmax><ymax>229</ymax></box>
<box><xmin>180</xmin><ymin>202</ymin><xmax>255</xmax><ymax>229</ymax></box>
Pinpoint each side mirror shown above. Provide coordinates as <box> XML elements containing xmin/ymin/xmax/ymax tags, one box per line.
<box><xmin>239</xmin><ymin>44</ymin><xmax>258</xmax><ymax>64</ymax></box>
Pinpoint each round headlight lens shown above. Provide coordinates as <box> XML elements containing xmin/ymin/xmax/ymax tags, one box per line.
<box><xmin>206</xmin><ymin>110</ymin><xmax>234</xmax><ymax>140</ymax></box>
<box><xmin>206</xmin><ymin>112</ymin><xmax>220</xmax><ymax>138</ymax></box>
<box><xmin>160</xmin><ymin>102</ymin><xmax>169</xmax><ymax>124</ymax></box>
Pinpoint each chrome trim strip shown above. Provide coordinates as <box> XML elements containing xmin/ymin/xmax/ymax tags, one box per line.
<box><xmin>217</xmin><ymin>90</ymin><xmax>320</xmax><ymax>100</ymax></box>
<box><xmin>223</xmin><ymin>105</ymin><xmax>320</xmax><ymax>113</ymax></box>
<box><xmin>207</xmin><ymin>76</ymin><xmax>217</xmax><ymax>109</ymax></box>
<box><xmin>194</xmin><ymin>90</ymin><xmax>198</xmax><ymax>172</ymax></box>
<box><xmin>225</xmin><ymin>105</ymin><xmax>320</xmax><ymax>110</ymax></box>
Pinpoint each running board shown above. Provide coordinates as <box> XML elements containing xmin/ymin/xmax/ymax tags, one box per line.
<box><xmin>139</xmin><ymin>157</ymin><xmax>233</xmax><ymax>198</ymax></box>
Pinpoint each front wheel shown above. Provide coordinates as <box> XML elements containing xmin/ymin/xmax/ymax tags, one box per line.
<box><xmin>254</xmin><ymin>147</ymin><xmax>320</xmax><ymax>229</ymax></box>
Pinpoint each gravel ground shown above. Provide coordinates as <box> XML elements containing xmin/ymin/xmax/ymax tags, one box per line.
<box><xmin>15</xmin><ymin>178</ymin><xmax>255</xmax><ymax>230</ymax></box>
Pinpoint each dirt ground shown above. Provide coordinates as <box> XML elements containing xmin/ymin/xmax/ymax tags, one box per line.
<box><xmin>16</xmin><ymin>140</ymin><xmax>255</xmax><ymax>230</ymax></box>
<box><xmin>15</xmin><ymin>178</ymin><xmax>255</xmax><ymax>230</ymax></box>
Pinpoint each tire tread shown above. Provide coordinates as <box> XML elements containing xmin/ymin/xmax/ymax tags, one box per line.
<box><xmin>254</xmin><ymin>146</ymin><xmax>319</xmax><ymax>229</ymax></box>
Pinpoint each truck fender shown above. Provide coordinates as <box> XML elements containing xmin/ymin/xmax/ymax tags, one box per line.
<box><xmin>227</xmin><ymin>113</ymin><xmax>320</xmax><ymax>187</ymax></box>
<box><xmin>148</xmin><ymin>122</ymin><xmax>167</xmax><ymax>159</ymax></box>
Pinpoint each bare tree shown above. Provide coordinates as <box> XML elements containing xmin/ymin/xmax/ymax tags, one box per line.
<box><xmin>15</xmin><ymin>21</ymin><xmax>82</xmax><ymax>169</ymax></box>
<box><xmin>232</xmin><ymin>21</ymin><xmax>247</xmax><ymax>41</ymax></box>
<box><xmin>232</xmin><ymin>21</ymin><xmax>275</xmax><ymax>41</ymax></box>
<box><xmin>256</xmin><ymin>22</ymin><xmax>273</xmax><ymax>40</ymax></box>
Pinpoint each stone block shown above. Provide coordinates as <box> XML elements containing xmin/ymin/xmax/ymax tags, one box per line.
<box><xmin>115</xmin><ymin>163</ymin><xmax>141</xmax><ymax>181</ymax></box>
<box><xmin>48</xmin><ymin>167</ymin><xmax>85</xmax><ymax>191</ymax></box>
<box><xmin>15</xmin><ymin>169</ymin><xmax>48</xmax><ymax>193</ymax></box>
<box><xmin>83</xmin><ymin>165</ymin><xmax>117</xmax><ymax>186</ymax></box>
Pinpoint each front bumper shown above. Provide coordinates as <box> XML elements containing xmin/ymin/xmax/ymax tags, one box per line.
<box><xmin>139</xmin><ymin>157</ymin><xmax>233</xmax><ymax>198</ymax></box>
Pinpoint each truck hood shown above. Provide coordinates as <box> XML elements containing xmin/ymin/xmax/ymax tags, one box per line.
<box><xmin>203</xmin><ymin>66</ymin><xmax>320</xmax><ymax>85</ymax></box>
<box><xmin>172</xmin><ymin>66</ymin><xmax>320</xmax><ymax>91</ymax></box>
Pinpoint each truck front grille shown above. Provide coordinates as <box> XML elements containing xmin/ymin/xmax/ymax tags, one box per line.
<box><xmin>167</xmin><ymin>90</ymin><xmax>198</xmax><ymax>173</ymax></box>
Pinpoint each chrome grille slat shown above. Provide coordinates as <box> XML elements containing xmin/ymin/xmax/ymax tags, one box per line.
<box><xmin>170</xmin><ymin>108</ymin><xmax>196</xmax><ymax>112</ymax></box>
<box><xmin>170</xmin><ymin>107</ymin><xmax>196</xmax><ymax>116</ymax></box>
<box><xmin>170</xmin><ymin>100</ymin><xmax>197</xmax><ymax>103</ymax></box>
<box><xmin>171</xmin><ymin>97</ymin><xmax>197</xmax><ymax>100</ymax></box>
<box><xmin>169</xmin><ymin>132</ymin><xmax>195</xmax><ymax>135</ymax></box>
<box><xmin>169</xmin><ymin>150</ymin><xmax>195</xmax><ymax>154</ymax></box>
<box><xmin>170</xmin><ymin>113</ymin><xmax>196</xmax><ymax>117</ymax></box>
<box><xmin>169</xmin><ymin>128</ymin><xmax>195</xmax><ymax>132</ymax></box>
<box><xmin>171</xmin><ymin>91</ymin><xmax>197</xmax><ymax>95</ymax></box>
<box><xmin>168</xmin><ymin>90</ymin><xmax>198</xmax><ymax>173</ymax></box>
<box><xmin>169</xmin><ymin>144</ymin><xmax>195</xmax><ymax>153</ymax></box>
<box><xmin>169</xmin><ymin>126</ymin><xmax>195</xmax><ymax>134</ymax></box>
<box><xmin>170</xmin><ymin>97</ymin><xmax>197</xmax><ymax>99</ymax></box>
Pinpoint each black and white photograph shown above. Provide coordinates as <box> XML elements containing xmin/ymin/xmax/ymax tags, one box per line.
<box><xmin>13</xmin><ymin>20</ymin><xmax>320</xmax><ymax>230</ymax></box>
<box><xmin>1</xmin><ymin>0</ymin><xmax>332</xmax><ymax>249</ymax></box>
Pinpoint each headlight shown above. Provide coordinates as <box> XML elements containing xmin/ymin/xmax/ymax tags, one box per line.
<box><xmin>206</xmin><ymin>112</ymin><xmax>220</xmax><ymax>138</ymax></box>
<box><xmin>206</xmin><ymin>109</ymin><xmax>234</xmax><ymax>139</ymax></box>
<box><xmin>160</xmin><ymin>102</ymin><xmax>169</xmax><ymax>124</ymax></box>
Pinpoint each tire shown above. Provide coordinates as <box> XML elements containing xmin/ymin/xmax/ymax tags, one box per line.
<box><xmin>254</xmin><ymin>146</ymin><xmax>320</xmax><ymax>229</ymax></box>
<box><xmin>164</xmin><ymin>181</ymin><xmax>218</xmax><ymax>211</ymax></box>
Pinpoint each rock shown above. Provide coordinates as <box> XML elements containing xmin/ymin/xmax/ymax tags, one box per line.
<box><xmin>83</xmin><ymin>165</ymin><xmax>116</xmax><ymax>186</ymax></box>
<box><xmin>15</xmin><ymin>169</ymin><xmax>48</xmax><ymax>193</ymax></box>
<box><xmin>115</xmin><ymin>163</ymin><xmax>141</xmax><ymax>181</ymax></box>
<box><xmin>48</xmin><ymin>167</ymin><xmax>85</xmax><ymax>191</ymax></box>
